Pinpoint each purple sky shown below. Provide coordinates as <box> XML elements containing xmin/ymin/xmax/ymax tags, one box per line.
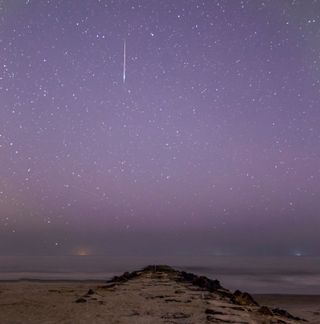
<box><xmin>1</xmin><ymin>0</ymin><xmax>319</xmax><ymax>257</ymax></box>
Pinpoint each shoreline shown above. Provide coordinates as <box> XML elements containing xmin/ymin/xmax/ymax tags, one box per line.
<box><xmin>1</xmin><ymin>278</ymin><xmax>320</xmax><ymax>296</ymax></box>
<box><xmin>0</xmin><ymin>265</ymin><xmax>314</xmax><ymax>323</ymax></box>
<box><xmin>1</xmin><ymin>277</ymin><xmax>319</xmax><ymax>296</ymax></box>
<box><xmin>0</xmin><ymin>265</ymin><xmax>318</xmax><ymax>323</ymax></box>
<box><xmin>1</xmin><ymin>256</ymin><xmax>319</xmax><ymax>294</ymax></box>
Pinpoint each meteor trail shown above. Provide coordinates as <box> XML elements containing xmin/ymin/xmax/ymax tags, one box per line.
<box><xmin>123</xmin><ymin>40</ymin><xmax>126</xmax><ymax>84</ymax></box>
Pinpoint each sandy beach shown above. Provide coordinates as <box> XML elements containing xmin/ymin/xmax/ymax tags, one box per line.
<box><xmin>0</xmin><ymin>265</ymin><xmax>317</xmax><ymax>323</ymax></box>
<box><xmin>254</xmin><ymin>294</ymin><xmax>320</xmax><ymax>324</ymax></box>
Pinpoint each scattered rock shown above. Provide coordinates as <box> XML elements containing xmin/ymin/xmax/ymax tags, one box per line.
<box><xmin>102</xmin><ymin>265</ymin><xmax>302</xmax><ymax>323</ymax></box>
<box><xmin>161</xmin><ymin>312</ymin><xmax>191</xmax><ymax>319</ymax></box>
<box><xmin>107</xmin><ymin>265</ymin><xmax>223</xmax><ymax>294</ymax></box>
<box><xmin>272</xmin><ymin>308</ymin><xmax>306</xmax><ymax>321</ymax></box>
<box><xmin>205</xmin><ymin>308</ymin><xmax>225</xmax><ymax>315</ymax></box>
<box><xmin>146</xmin><ymin>294</ymin><xmax>167</xmax><ymax>299</ymax></box>
<box><xmin>83</xmin><ymin>288</ymin><xmax>96</xmax><ymax>297</ymax></box>
<box><xmin>108</xmin><ymin>270</ymin><xmax>141</xmax><ymax>283</ymax></box>
<box><xmin>216</xmin><ymin>289</ymin><xmax>235</xmax><ymax>300</ymax></box>
<box><xmin>179</xmin><ymin>271</ymin><xmax>197</xmax><ymax>282</ymax></box>
<box><xmin>179</xmin><ymin>271</ymin><xmax>222</xmax><ymax>292</ymax></box>
<box><xmin>232</xmin><ymin>290</ymin><xmax>259</xmax><ymax>306</ymax></box>
<box><xmin>75</xmin><ymin>297</ymin><xmax>87</xmax><ymax>303</ymax></box>
<box><xmin>206</xmin><ymin>315</ymin><xmax>234</xmax><ymax>323</ymax></box>
<box><xmin>164</xmin><ymin>298</ymin><xmax>181</xmax><ymax>302</ymax></box>
<box><xmin>257</xmin><ymin>305</ymin><xmax>273</xmax><ymax>316</ymax></box>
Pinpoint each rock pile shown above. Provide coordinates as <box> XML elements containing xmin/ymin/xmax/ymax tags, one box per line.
<box><xmin>101</xmin><ymin>264</ymin><xmax>306</xmax><ymax>323</ymax></box>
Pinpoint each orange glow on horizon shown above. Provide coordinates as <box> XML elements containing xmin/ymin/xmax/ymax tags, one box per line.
<box><xmin>74</xmin><ymin>247</ymin><xmax>91</xmax><ymax>256</ymax></box>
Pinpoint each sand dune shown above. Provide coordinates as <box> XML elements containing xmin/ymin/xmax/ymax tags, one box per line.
<box><xmin>0</xmin><ymin>265</ymin><xmax>315</xmax><ymax>323</ymax></box>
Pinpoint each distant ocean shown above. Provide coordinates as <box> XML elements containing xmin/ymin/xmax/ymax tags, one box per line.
<box><xmin>0</xmin><ymin>256</ymin><xmax>319</xmax><ymax>294</ymax></box>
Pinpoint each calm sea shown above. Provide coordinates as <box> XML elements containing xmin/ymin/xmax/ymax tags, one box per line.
<box><xmin>0</xmin><ymin>255</ymin><xmax>319</xmax><ymax>294</ymax></box>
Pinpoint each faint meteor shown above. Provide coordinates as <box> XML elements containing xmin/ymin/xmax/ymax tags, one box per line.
<box><xmin>123</xmin><ymin>40</ymin><xmax>126</xmax><ymax>84</ymax></box>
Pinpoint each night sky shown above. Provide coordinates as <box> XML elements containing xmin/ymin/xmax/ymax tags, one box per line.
<box><xmin>1</xmin><ymin>0</ymin><xmax>320</xmax><ymax>257</ymax></box>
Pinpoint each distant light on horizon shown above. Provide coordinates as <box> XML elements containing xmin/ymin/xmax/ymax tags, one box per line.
<box><xmin>74</xmin><ymin>247</ymin><xmax>91</xmax><ymax>257</ymax></box>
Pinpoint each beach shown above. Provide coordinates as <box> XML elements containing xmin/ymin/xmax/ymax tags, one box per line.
<box><xmin>254</xmin><ymin>294</ymin><xmax>320</xmax><ymax>324</ymax></box>
<box><xmin>0</xmin><ymin>265</ymin><xmax>317</xmax><ymax>323</ymax></box>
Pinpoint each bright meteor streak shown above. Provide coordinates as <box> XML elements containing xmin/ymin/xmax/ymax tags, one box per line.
<box><xmin>123</xmin><ymin>40</ymin><xmax>126</xmax><ymax>84</ymax></box>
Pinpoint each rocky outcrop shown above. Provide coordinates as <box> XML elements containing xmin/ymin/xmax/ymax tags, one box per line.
<box><xmin>178</xmin><ymin>271</ymin><xmax>222</xmax><ymax>292</ymax></box>
<box><xmin>107</xmin><ymin>270</ymin><xmax>141</xmax><ymax>283</ymax></box>
<box><xmin>232</xmin><ymin>289</ymin><xmax>259</xmax><ymax>306</ymax></box>
<box><xmin>103</xmin><ymin>264</ymin><xmax>306</xmax><ymax>323</ymax></box>
<box><xmin>272</xmin><ymin>308</ymin><xmax>307</xmax><ymax>322</ymax></box>
<box><xmin>257</xmin><ymin>305</ymin><xmax>274</xmax><ymax>316</ymax></box>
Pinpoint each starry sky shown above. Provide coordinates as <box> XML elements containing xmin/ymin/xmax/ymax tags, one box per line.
<box><xmin>1</xmin><ymin>0</ymin><xmax>320</xmax><ymax>257</ymax></box>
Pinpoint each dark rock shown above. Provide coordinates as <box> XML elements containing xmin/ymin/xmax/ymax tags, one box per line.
<box><xmin>75</xmin><ymin>297</ymin><xmax>87</xmax><ymax>303</ymax></box>
<box><xmin>107</xmin><ymin>270</ymin><xmax>140</xmax><ymax>283</ymax></box>
<box><xmin>122</xmin><ymin>271</ymin><xmax>130</xmax><ymax>278</ymax></box>
<box><xmin>101</xmin><ymin>265</ymin><xmax>302</xmax><ymax>323</ymax></box>
<box><xmin>272</xmin><ymin>308</ymin><xmax>294</xmax><ymax>318</ymax></box>
<box><xmin>108</xmin><ymin>265</ymin><xmax>223</xmax><ymax>295</ymax></box>
<box><xmin>180</xmin><ymin>271</ymin><xmax>197</xmax><ymax>282</ymax></box>
<box><xmin>86</xmin><ymin>289</ymin><xmax>95</xmax><ymax>295</ymax></box>
<box><xmin>109</xmin><ymin>275</ymin><xmax>119</xmax><ymax>282</ymax></box>
<box><xmin>164</xmin><ymin>298</ymin><xmax>181</xmax><ymax>302</ymax></box>
<box><xmin>205</xmin><ymin>308</ymin><xmax>224</xmax><ymax>315</ymax></box>
<box><xmin>232</xmin><ymin>290</ymin><xmax>259</xmax><ymax>306</ymax></box>
<box><xmin>216</xmin><ymin>289</ymin><xmax>235</xmax><ymax>300</ymax></box>
<box><xmin>194</xmin><ymin>276</ymin><xmax>221</xmax><ymax>291</ymax></box>
<box><xmin>257</xmin><ymin>306</ymin><xmax>273</xmax><ymax>316</ymax></box>
<box><xmin>206</xmin><ymin>315</ymin><xmax>234</xmax><ymax>322</ymax></box>
<box><xmin>178</xmin><ymin>271</ymin><xmax>222</xmax><ymax>292</ymax></box>
<box><xmin>272</xmin><ymin>308</ymin><xmax>306</xmax><ymax>321</ymax></box>
<box><xmin>161</xmin><ymin>312</ymin><xmax>191</xmax><ymax>319</ymax></box>
<box><xmin>146</xmin><ymin>295</ymin><xmax>165</xmax><ymax>299</ymax></box>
